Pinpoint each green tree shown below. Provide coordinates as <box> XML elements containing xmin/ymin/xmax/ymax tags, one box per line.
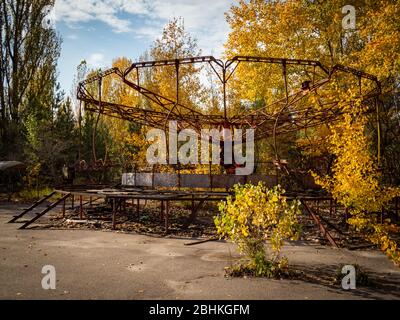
<box><xmin>0</xmin><ymin>0</ymin><xmax>61</xmax><ymax>159</ymax></box>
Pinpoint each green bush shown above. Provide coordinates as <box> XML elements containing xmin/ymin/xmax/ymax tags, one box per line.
<box><xmin>215</xmin><ymin>183</ymin><xmax>301</xmax><ymax>277</ymax></box>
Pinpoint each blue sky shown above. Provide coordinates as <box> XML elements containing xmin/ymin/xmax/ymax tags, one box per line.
<box><xmin>52</xmin><ymin>0</ymin><xmax>237</xmax><ymax>96</ymax></box>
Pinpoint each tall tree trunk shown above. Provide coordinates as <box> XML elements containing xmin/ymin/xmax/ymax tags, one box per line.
<box><xmin>0</xmin><ymin>1</ymin><xmax>7</xmax><ymax>123</ymax></box>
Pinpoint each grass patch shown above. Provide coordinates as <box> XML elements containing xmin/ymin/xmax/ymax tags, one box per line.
<box><xmin>225</xmin><ymin>256</ymin><xmax>291</xmax><ymax>279</ymax></box>
<box><xmin>14</xmin><ymin>187</ymin><xmax>54</xmax><ymax>202</ymax></box>
<box><xmin>334</xmin><ymin>264</ymin><xmax>372</xmax><ymax>287</ymax></box>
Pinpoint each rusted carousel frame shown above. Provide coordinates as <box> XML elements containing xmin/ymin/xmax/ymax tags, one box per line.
<box><xmin>65</xmin><ymin>56</ymin><xmax>383</xmax><ymax>241</ymax></box>
<box><xmin>77</xmin><ymin>55</ymin><xmax>381</xmax><ymax>135</ymax></box>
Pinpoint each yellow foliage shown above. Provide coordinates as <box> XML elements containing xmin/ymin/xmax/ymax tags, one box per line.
<box><xmin>312</xmin><ymin>110</ymin><xmax>400</xmax><ymax>266</ymax></box>
<box><xmin>215</xmin><ymin>183</ymin><xmax>301</xmax><ymax>263</ymax></box>
<box><xmin>225</xmin><ymin>0</ymin><xmax>400</xmax><ymax>266</ymax></box>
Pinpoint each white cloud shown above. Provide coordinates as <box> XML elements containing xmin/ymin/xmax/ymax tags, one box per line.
<box><xmin>66</xmin><ymin>34</ymin><xmax>78</xmax><ymax>40</ymax></box>
<box><xmin>54</xmin><ymin>0</ymin><xmax>236</xmax><ymax>56</ymax></box>
<box><xmin>87</xmin><ymin>53</ymin><xmax>106</xmax><ymax>68</ymax></box>
<box><xmin>54</xmin><ymin>0</ymin><xmax>147</xmax><ymax>33</ymax></box>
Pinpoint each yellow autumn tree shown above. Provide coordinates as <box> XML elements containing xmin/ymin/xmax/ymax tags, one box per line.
<box><xmin>148</xmin><ymin>18</ymin><xmax>205</xmax><ymax>114</ymax></box>
<box><xmin>312</xmin><ymin>106</ymin><xmax>400</xmax><ymax>265</ymax></box>
<box><xmin>224</xmin><ymin>0</ymin><xmax>400</xmax><ymax>264</ymax></box>
<box><xmin>104</xmin><ymin>57</ymin><xmax>145</xmax><ymax>169</ymax></box>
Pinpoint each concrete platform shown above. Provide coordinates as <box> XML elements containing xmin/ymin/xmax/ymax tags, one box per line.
<box><xmin>0</xmin><ymin>204</ymin><xmax>399</xmax><ymax>300</ymax></box>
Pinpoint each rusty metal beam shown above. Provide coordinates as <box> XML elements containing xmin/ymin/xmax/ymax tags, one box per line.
<box><xmin>8</xmin><ymin>191</ymin><xmax>57</xmax><ymax>223</ymax></box>
<box><xmin>124</xmin><ymin>56</ymin><xmax>223</xmax><ymax>77</ymax></box>
<box><xmin>19</xmin><ymin>194</ymin><xmax>71</xmax><ymax>230</ymax></box>
<box><xmin>301</xmin><ymin>199</ymin><xmax>339</xmax><ymax>248</ymax></box>
<box><xmin>77</xmin><ymin>55</ymin><xmax>381</xmax><ymax>142</ymax></box>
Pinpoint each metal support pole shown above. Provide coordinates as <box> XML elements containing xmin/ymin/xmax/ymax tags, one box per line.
<box><xmin>175</xmin><ymin>61</ymin><xmax>180</xmax><ymax>105</ymax></box>
<box><xmin>376</xmin><ymin>98</ymin><xmax>381</xmax><ymax>164</ymax></box>
<box><xmin>112</xmin><ymin>198</ymin><xmax>116</xmax><ymax>230</ymax></box>
<box><xmin>223</xmin><ymin>67</ymin><xmax>227</xmax><ymax>120</ymax></box>
<box><xmin>191</xmin><ymin>194</ymin><xmax>195</xmax><ymax>216</ymax></box>
<box><xmin>165</xmin><ymin>201</ymin><xmax>169</xmax><ymax>233</ymax></box>
<box><xmin>80</xmin><ymin>196</ymin><xmax>83</xmax><ymax>219</ymax></box>
<box><xmin>282</xmin><ymin>61</ymin><xmax>289</xmax><ymax>103</ymax></box>
<box><xmin>62</xmin><ymin>198</ymin><xmax>66</xmax><ymax>219</ymax></box>
<box><xmin>302</xmin><ymin>200</ymin><xmax>338</xmax><ymax>248</ymax></box>
<box><xmin>160</xmin><ymin>201</ymin><xmax>164</xmax><ymax>221</ymax></box>
<box><xmin>209</xmin><ymin>161</ymin><xmax>213</xmax><ymax>191</ymax></box>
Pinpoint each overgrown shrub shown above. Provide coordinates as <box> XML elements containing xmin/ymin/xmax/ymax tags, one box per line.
<box><xmin>215</xmin><ymin>183</ymin><xmax>301</xmax><ymax>277</ymax></box>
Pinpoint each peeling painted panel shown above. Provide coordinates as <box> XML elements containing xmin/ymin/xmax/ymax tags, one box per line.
<box><xmin>123</xmin><ymin>173</ymin><xmax>277</xmax><ymax>189</ymax></box>
<box><xmin>247</xmin><ymin>175</ymin><xmax>277</xmax><ymax>187</ymax></box>
<box><xmin>180</xmin><ymin>174</ymin><xmax>211</xmax><ymax>188</ymax></box>
<box><xmin>122</xmin><ymin>173</ymin><xmax>135</xmax><ymax>186</ymax></box>
<box><xmin>136</xmin><ymin>173</ymin><xmax>153</xmax><ymax>187</ymax></box>
<box><xmin>154</xmin><ymin>173</ymin><xmax>179</xmax><ymax>187</ymax></box>
<box><xmin>211</xmin><ymin>175</ymin><xmax>246</xmax><ymax>189</ymax></box>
